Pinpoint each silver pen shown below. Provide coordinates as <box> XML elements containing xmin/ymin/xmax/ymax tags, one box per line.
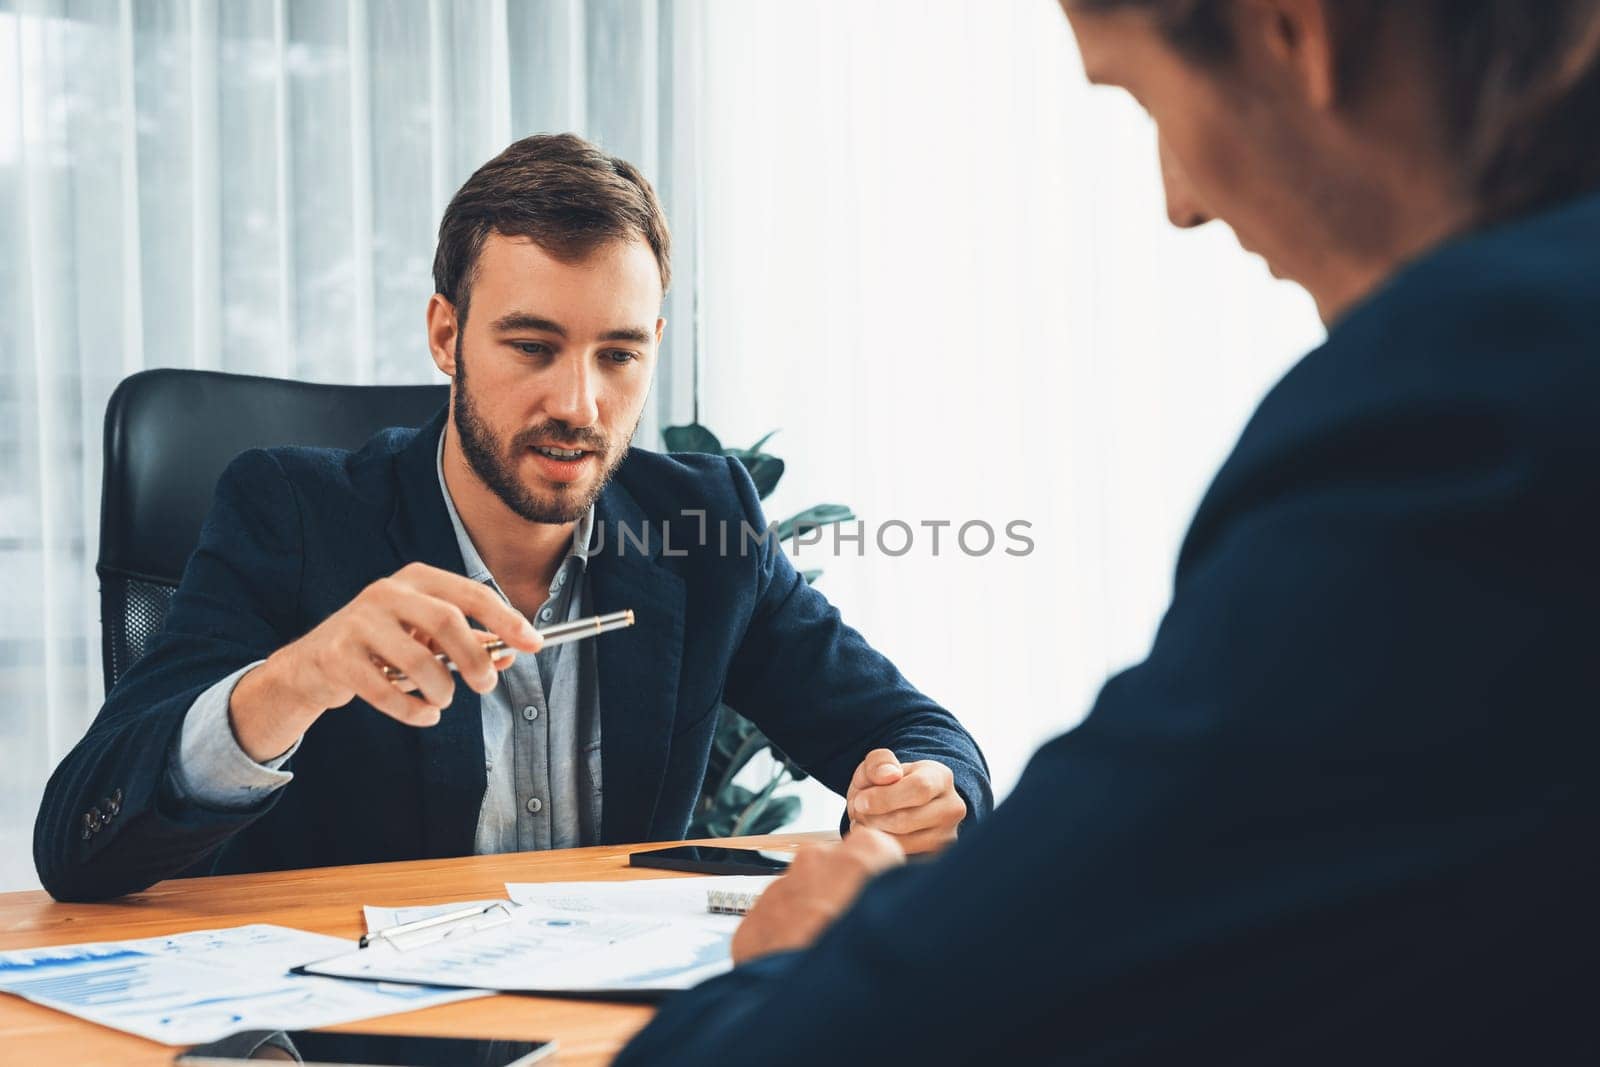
<box><xmin>380</xmin><ymin>608</ymin><xmax>635</xmax><ymax>689</ymax></box>
<box><xmin>359</xmin><ymin>900</ymin><xmax>518</xmax><ymax>950</ymax></box>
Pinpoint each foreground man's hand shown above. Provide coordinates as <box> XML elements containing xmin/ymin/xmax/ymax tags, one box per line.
<box><xmin>229</xmin><ymin>562</ymin><xmax>543</xmax><ymax>761</ymax></box>
<box><xmin>846</xmin><ymin>748</ymin><xmax>966</xmax><ymax>854</ymax></box>
<box><xmin>730</xmin><ymin>828</ymin><xmax>905</xmax><ymax>964</ymax></box>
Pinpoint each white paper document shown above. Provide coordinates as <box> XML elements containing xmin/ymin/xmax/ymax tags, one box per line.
<box><xmin>335</xmin><ymin>879</ymin><xmax>780</xmax><ymax>998</ymax></box>
<box><xmin>0</xmin><ymin>924</ymin><xmax>485</xmax><ymax>1045</ymax></box>
<box><xmin>305</xmin><ymin>902</ymin><xmax>764</xmax><ymax>997</ymax></box>
<box><xmin>503</xmin><ymin>876</ymin><xmax>776</xmax><ymax>918</ymax></box>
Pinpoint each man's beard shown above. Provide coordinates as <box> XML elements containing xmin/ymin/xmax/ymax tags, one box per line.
<box><xmin>452</xmin><ymin>344</ymin><xmax>633</xmax><ymax>524</ymax></box>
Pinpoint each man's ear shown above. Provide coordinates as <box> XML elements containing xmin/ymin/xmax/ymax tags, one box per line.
<box><xmin>655</xmin><ymin>317</ymin><xmax>666</xmax><ymax>347</ymax></box>
<box><xmin>427</xmin><ymin>294</ymin><xmax>459</xmax><ymax>376</ymax></box>
<box><xmin>1241</xmin><ymin>0</ymin><xmax>1337</xmax><ymax>110</ymax></box>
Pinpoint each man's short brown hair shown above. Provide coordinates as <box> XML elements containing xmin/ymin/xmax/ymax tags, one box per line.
<box><xmin>1077</xmin><ymin>0</ymin><xmax>1600</xmax><ymax>226</ymax></box>
<box><xmin>432</xmin><ymin>133</ymin><xmax>672</xmax><ymax>323</ymax></box>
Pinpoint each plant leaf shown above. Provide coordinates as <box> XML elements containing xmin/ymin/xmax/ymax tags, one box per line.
<box><xmin>741</xmin><ymin>796</ymin><xmax>801</xmax><ymax>836</ymax></box>
<box><xmin>737</xmin><ymin>454</ymin><xmax>786</xmax><ymax>499</ymax></box>
<box><xmin>776</xmin><ymin>503</ymin><xmax>855</xmax><ymax>543</ymax></box>
<box><xmin>663</xmin><ymin>422</ymin><xmax>722</xmax><ymax>454</ymax></box>
<box><xmin>736</xmin><ymin>429</ymin><xmax>782</xmax><ymax>457</ymax></box>
<box><xmin>767</xmin><ymin>740</ymin><xmax>807</xmax><ymax>782</ymax></box>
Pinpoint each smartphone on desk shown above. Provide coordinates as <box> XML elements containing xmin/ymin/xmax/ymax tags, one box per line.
<box><xmin>629</xmin><ymin>844</ymin><xmax>794</xmax><ymax>876</ymax></box>
<box><xmin>176</xmin><ymin>1030</ymin><xmax>555</xmax><ymax>1066</ymax></box>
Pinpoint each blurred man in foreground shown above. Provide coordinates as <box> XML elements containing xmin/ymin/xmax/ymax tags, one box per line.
<box><xmin>619</xmin><ymin>1</ymin><xmax>1600</xmax><ymax>1062</ymax></box>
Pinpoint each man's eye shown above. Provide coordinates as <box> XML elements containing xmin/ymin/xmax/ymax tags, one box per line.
<box><xmin>512</xmin><ymin>341</ymin><xmax>552</xmax><ymax>357</ymax></box>
<box><xmin>605</xmin><ymin>350</ymin><xmax>639</xmax><ymax>365</ymax></box>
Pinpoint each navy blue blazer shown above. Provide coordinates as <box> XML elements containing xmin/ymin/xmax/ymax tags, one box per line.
<box><xmin>615</xmin><ymin>194</ymin><xmax>1600</xmax><ymax>1064</ymax></box>
<box><xmin>34</xmin><ymin>416</ymin><xmax>991</xmax><ymax>902</ymax></box>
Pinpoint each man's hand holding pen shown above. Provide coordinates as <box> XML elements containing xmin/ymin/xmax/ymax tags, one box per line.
<box><xmin>227</xmin><ymin>562</ymin><xmax>544</xmax><ymax>762</ymax></box>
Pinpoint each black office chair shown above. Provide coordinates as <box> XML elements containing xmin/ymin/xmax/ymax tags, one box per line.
<box><xmin>97</xmin><ymin>369</ymin><xmax>448</xmax><ymax>692</ymax></box>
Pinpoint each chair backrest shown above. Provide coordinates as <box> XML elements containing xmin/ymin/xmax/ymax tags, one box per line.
<box><xmin>97</xmin><ymin>369</ymin><xmax>449</xmax><ymax>692</ymax></box>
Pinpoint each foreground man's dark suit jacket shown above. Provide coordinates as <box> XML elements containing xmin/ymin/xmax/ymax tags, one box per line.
<box><xmin>34</xmin><ymin>420</ymin><xmax>991</xmax><ymax>902</ymax></box>
<box><xmin>616</xmin><ymin>193</ymin><xmax>1600</xmax><ymax>1066</ymax></box>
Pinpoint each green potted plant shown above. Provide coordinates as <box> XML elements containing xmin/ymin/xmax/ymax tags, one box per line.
<box><xmin>662</xmin><ymin>422</ymin><xmax>855</xmax><ymax>836</ymax></box>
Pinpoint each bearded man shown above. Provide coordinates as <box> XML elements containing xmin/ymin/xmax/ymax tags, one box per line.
<box><xmin>36</xmin><ymin>134</ymin><xmax>990</xmax><ymax>903</ymax></box>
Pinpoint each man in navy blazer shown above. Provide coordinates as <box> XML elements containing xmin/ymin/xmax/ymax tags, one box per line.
<box><xmin>34</xmin><ymin>135</ymin><xmax>990</xmax><ymax>903</ymax></box>
<box><xmin>616</xmin><ymin>1</ymin><xmax>1600</xmax><ymax>1063</ymax></box>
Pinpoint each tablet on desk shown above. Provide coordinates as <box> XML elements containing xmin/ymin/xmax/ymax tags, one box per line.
<box><xmin>176</xmin><ymin>1030</ymin><xmax>555</xmax><ymax>1066</ymax></box>
<box><xmin>629</xmin><ymin>844</ymin><xmax>795</xmax><ymax>876</ymax></box>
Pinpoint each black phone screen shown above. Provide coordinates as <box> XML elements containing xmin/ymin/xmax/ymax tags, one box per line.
<box><xmin>176</xmin><ymin>1029</ymin><xmax>554</xmax><ymax>1066</ymax></box>
<box><xmin>628</xmin><ymin>844</ymin><xmax>795</xmax><ymax>876</ymax></box>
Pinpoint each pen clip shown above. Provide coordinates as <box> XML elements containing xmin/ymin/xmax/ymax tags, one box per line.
<box><xmin>361</xmin><ymin>901</ymin><xmax>516</xmax><ymax>951</ymax></box>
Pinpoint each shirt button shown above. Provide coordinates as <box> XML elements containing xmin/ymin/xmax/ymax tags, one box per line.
<box><xmin>525</xmin><ymin>797</ymin><xmax>543</xmax><ymax>814</ymax></box>
<box><xmin>538</xmin><ymin>606</ymin><xmax>554</xmax><ymax>623</ymax></box>
<box><xmin>553</xmin><ymin>570</ymin><xmax>566</xmax><ymax>590</ymax></box>
<box><xmin>522</xmin><ymin>705</ymin><xmax>538</xmax><ymax>722</ymax></box>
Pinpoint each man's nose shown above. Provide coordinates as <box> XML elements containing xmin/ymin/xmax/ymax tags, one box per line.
<box><xmin>546</xmin><ymin>356</ymin><xmax>600</xmax><ymax>428</ymax></box>
<box><xmin>1159</xmin><ymin>136</ymin><xmax>1214</xmax><ymax>230</ymax></box>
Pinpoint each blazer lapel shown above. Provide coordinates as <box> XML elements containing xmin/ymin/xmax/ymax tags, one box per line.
<box><xmin>384</xmin><ymin>409</ymin><xmax>487</xmax><ymax>859</ymax></box>
<box><xmin>590</xmin><ymin>479</ymin><xmax>686</xmax><ymax>845</ymax></box>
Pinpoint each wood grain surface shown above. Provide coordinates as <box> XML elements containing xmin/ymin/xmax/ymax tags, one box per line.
<box><xmin>0</xmin><ymin>832</ymin><xmax>834</xmax><ymax>1066</ymax></box>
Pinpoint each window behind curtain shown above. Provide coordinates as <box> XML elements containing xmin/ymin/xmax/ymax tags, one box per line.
<box><xmin>0</xmin><ymin>0</ymin><xmax>698</xmax><ymax>892</ymax></box>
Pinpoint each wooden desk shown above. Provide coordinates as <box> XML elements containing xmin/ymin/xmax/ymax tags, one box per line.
<box><xmin>0</xmin><ymin>832</ymin><xmax>830</xmax><ymax>1066</ymax></box>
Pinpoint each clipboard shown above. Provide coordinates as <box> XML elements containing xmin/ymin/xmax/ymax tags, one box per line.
<box><xmin>356</xmin><ymin>901</ymin><xmax>516</xmax><ymax>951</ymax></box>
<box><xmin>291</xmin><ymin>902</ymin><xmax>734</xmax><ymax>1001</ymax></box>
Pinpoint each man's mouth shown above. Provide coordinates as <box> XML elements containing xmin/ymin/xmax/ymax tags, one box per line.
<box><xmin>532</xmin><ymin>444</ymin><xmax>591</xmax><ymax>461</ymax></box>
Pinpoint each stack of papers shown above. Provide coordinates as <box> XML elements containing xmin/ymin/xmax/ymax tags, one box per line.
<box><xmin>304</xmin><ymin>908</ymin><xmax>732</xmax><ymax>996</ymax></box>
<box><xmin>0</xmin><ymin>875</ymin><xmax>782</xmax><ymax>1044</ymax></box>
<box><xmin>321</xmin><ymin>876</ymin><xmax>779</xmax><ymax>998</ymax></box>
<box><xmin>0</xmin><ymin>924</ymin><xmax>484</xmax><ymax>1045</ymax></box>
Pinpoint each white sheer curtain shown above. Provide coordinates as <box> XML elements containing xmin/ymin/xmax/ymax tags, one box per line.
<box><xmin>2</xmin><ymin>0</ymin><xmax>1326</xmax><ymax>893</ymax></box>
<box><xmin>0</xmin><ymin>0</ymin><xmax>699</xmax><ymax>891</ymax></box>
<box><xmin>692</xmin><ymin>0</ymin><xmax>1325</xmax><ymax>821</ymax></box>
